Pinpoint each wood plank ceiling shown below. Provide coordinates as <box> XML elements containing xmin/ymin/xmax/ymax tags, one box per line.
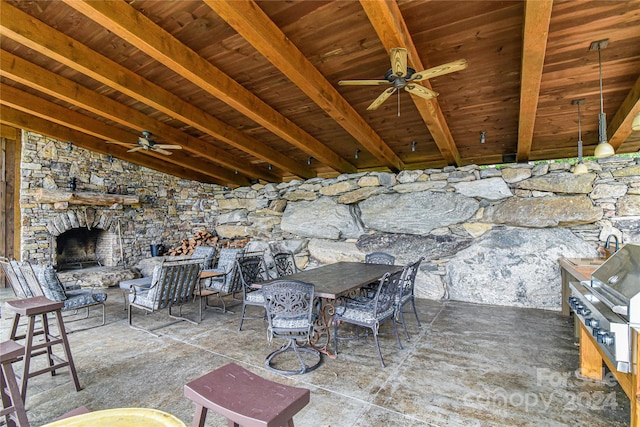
<box><xmin>1</xmin><ymin>0</ymin><xmax>639</xmax><ymax>187</ymax></box>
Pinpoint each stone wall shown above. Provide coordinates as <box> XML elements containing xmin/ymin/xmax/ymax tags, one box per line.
<box><xmin>19</xmin><ymin>132</ymin><xmax>640</xmax><ymax>311</ymax></box>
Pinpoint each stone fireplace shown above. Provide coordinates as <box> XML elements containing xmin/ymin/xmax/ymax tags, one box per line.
<box><xmin>46</xmin><ymin>209</ymin><xmax>121</xmax><ymax>270</ymax></box>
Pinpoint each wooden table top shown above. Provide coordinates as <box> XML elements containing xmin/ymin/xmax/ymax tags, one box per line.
<box><xmin>256</xmin><ymin>261</ymin><xmax>403</xmax><ymax>299</ymax></box>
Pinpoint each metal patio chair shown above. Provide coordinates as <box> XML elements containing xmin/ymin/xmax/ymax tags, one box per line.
<box><xmin>272</xmin><ymin>251</ymin><xmax>301</xmax><ymax>277</ymax></box>
<box><xmin>262</xmin><ymin>280</ymin><xmax>321</xmax><ymax>375</ymax></box>
<box><xmin>15</xmin><ymin>261</ymin><xmax>107</xmax><ymax>326</ymax></box>
<box><xmin>128</xmin><ymin>258</ymin><xmax>203</xmax><ymax>336</ymax></box>
<box><xmin>237</xmin><ymin>254</ymin><xmax>271</xmax><ymax>331</ymax></box>
<box><xmin>197</xmin><ymin>247</ymin><xmax>244</xmax><ymax>314</ymax></box>
<box><xmin>396</xmin><ymin>257</ymin><xmax>425</xmax><ymax>339</ymax></box>
<box><xmin>333</xmin><ymin>270</ymin><xmax>404</xmax><ymax>368</ymax></box>
<box><xmin>365</xmin><ymin>252</ymin><xmax>395</xmax><ymax>265</ymax></box>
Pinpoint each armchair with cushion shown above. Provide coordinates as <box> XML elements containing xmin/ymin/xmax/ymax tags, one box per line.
<box><xmin>128</xmin><ymin>258</ymin><xmax>203</xmax><ymax>336</ymax></box>
<box><xmin>198</xmin><ymin>248</ymin><xmax>244</xmax><ymax>314</ymax></box>
<box><xmin>15</xmin><ymin>261</ymin><xmax>107</xmax><ymax>326</ymax></box>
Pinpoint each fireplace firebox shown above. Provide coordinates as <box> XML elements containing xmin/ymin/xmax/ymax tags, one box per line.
<box><xmin>56</xmin><ymin>228</ymin><xmax>116</xmax><ymax>270</ymax></box>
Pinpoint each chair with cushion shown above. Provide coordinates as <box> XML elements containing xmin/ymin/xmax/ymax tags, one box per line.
<box><xmin>237</xmin><ymin>254</ymin><xmax>271</xmax><ymax>331</ymax></box>
<box><xmin>15</xmin><ymin>262</ymin><xmax>107</xmax><ymax>326</ymax></box>
<box><xmin>396</xmin><ymin>257</ymin><xmax>425</xmax><ymax>339</ymax></box>
<box><xmin>0</xmin><ymin>258</ymin><xmax>30</xmax><ymax>299</ymax></box>
<box><xmin>262</xmin><ymin>280</ymin><xmax>321</xmax><ymax>375</ymax></box>
<box><xmin>333</xmin><ymin>270</ymin><xmax>404</xmax><ymax>368</ymax></box>
<box><xmin>191</xmin><ymin>245</ymin><xmax>216</xmax><ymax>269</ymax></box>
<box><xmin>128</xmin><ymin>258</ymin><xmax>203</xmax><ymax>336</ymax></box>
<box><xmin>272</xmin><ymin>251</ymin><xmax>301</xmax><ymax>277</ymax></box>
<box><xmin>198</xmin><ymin>247</ymin><xmax>244</xmax><ymax>314</ymax></box>
<box><xmin>365</xmin><ymin>252</ymin><xmax>395</xmax><ymax>265</ymax></box>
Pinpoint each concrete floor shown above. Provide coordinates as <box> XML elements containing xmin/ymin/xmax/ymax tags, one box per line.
<box><xmin>0</xmin><ymin>287</ymin><xmax>630</xmax><ymax>427</ymax></box>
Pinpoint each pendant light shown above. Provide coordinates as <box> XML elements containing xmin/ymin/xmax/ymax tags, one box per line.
<box><xmin>590</xmin><ymin>39</ymin><xmax>615</xmax><ymax>158</ymax></box>
<box><xmin>572</xmin><ymin>99</ymin><xmax>588</xmax><ymax>175</ymax></box>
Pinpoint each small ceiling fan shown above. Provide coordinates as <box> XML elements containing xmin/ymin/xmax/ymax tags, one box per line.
<box><xmin>338</xmin><ymin>47</ymin><xmax>467</xmax><ymax>111</ymax></box>
<box><xmin>106</xmin><ymin>131</ymin><xmax>182</xmax><ymax>156</ymax></box>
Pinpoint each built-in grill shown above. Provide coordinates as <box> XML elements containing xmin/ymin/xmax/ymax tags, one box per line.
<box><xmin>568</xmin><ymin>243</ymin><xmax>640</xmax><ymax>373</ymax></box>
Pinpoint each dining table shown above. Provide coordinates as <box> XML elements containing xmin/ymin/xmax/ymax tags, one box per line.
<box><xmin>255</xmin><ymin>261</ymin><xmax>403</xmax><ymax>357</ymax></box>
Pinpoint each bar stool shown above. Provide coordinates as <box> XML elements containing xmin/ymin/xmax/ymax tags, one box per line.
<box><xmin>6</xmin><ymin>296</ymin><xmax>81</xmax><ymax>402</ymax></box>
<box><xmin>184</xmin><ymin>363</ymin><xmax>310</xmax><ymax>427</ymax></box>
<box><xmin>1</xmin><ymin>340</ymin><xmax>30</xmax><ymax>427</ymax></box>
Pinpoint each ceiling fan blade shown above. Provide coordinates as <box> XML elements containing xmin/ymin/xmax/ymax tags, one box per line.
<box><xmin>390</xmin><ymin>47</ymin><xmax>408</xmax><ymax>77</ymax></box>
<box><xmin>338</xmin><ymin>79</ymin><xmax>390</xmax><ymax>86</ymax></box>
<box><xmin>410</xmin><ymin>59</ymin><xmax>468</xmax><ymax>82</ymax></box>
<box><xmin>127</xmin><ymin>146</ymin><xmax>144</xmax><ymax>153</ymax></box>
<box><xmin>154</xmin><ymin>144</ymin><xmax>182</xmax><ymax>150</ymax></box>
<box><xmin>367</xmin><ymin>87</ymin><xmax>397</xmax><ymax>111</ymax></box>
<box><xmin>153</xmin><ymin>148</ymin><xmax>173</xmax><ymax>156</ymax></box>
<box><xmin>405</xmin><ymin>84</ymin><xmax>439</xmax><ymax>100</ymax></box>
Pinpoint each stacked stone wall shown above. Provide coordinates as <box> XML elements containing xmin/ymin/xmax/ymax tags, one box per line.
<box><xmin>19</xmin><ymin>132</ymin><xmax>640</xmax><ymax>310</ymax></box>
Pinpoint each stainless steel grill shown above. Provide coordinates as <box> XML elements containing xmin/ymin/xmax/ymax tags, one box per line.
<box><xmin>568</xmin><ymin>243</ymin><xmax>640</xmax><ymax>373</ymax></box>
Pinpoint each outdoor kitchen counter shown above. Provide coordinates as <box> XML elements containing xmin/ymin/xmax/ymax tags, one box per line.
<box><xmin>558</xmin><ymin>257</ymin><xmax>604</xmax><ymax>316</ymax></box>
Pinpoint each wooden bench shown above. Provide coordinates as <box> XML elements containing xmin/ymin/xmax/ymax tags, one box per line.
<box><xmin>184</xmin><ymin>363</ymin><xmax>310</xmax><ymax>427</ymax></box>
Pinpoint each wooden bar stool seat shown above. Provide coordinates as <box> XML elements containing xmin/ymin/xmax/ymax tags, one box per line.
<box><xmin>184</xmin><ymin>363</ymin><xmax>310</xmax><ymax>427</ymax></box>
<box><xmin>1</xmin><ymin>340</ymin><xmax>30</xmax><ymax>427</ymax></box>
<box><xmin>6</xmin><ymin>296</ymin><xmax>81</xmax><ymax>402</ymax></box>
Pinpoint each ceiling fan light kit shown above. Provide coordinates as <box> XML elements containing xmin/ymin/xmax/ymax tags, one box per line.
<box><xmin>338</xmin><ymin>48</ymin><xmax>466</xmax><ymax>113</ymax></box>
<box><xmin>590</xmin><ymin>39</ymin><xmax>615</xmax><ymax>159</ymax></box>
<box><xmin>632</xmin><ymin>112</ymin><xmax>640</xmax><ymax>131</ymax></box>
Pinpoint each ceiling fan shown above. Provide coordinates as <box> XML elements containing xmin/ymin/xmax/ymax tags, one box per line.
<box><xmin>338</xmin><ymin>47</ymin><xmax>467</xmax><ymax>111</ymax></box>
<box><xmin>106</xmin><ymin>131</ymin><xmax>182</xmax><ymax>155</ymax></box>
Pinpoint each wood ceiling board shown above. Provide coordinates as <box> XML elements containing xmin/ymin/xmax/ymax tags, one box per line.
<box><xmin>65</xmin><ymin>0</ymin><xmax>353</xmax><ymax>175</ymax></box>
<box><xmin>206</xmin><ymin>0</ymin><xmax>404</xmax><ymax>172</ymax></box>
<box><xmin>0</xmin><ymin>2</ymin><xmax>313</xmax><ymax>180</ymax></box>
<box><xmin>0</xmin><ymin>83</ymin><xmax>248</xmax><ymax>186</ymax></box>
<box><xmin>0</xmin><ymin>105</ymin><xmax>218</xmax><ymax>184</ymax></box>
<box><xmin>0</xmin><ymin>51</ymin><xmax>281</xmax><ymax>183</ymax></box>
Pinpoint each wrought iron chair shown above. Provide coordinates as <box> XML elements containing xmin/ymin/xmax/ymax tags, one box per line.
<box><xmin>396</xmin><ymin>257</ymin><xmax>425</xmax><ymax>339</ymax></box>
<box><xmin>262</xmin><ymin>280</ymin><xmax>321</xmax><ymax>375</ymax></box>
<box><xmin>237</xmin><ymin>254</ymin><xmax>271</xmax><ymax>331</ymax></box>
<box><xmin>128</xmin><ymin>258</ymin><xmax>203</xmax><ymax>336</ymax></box>
<box><xmin>333</xmin><ymin>270</ymin><xmax>404</xmax><ymax>368</ymax></box>
<box><xmin>273</xmin><ymin>251</ymin><xmax>301</xmax><ymax>277</ymax></box>
<box><xmin>15</xmin><ymin>261</ymin><xmax>107</xmax><ymax>326</ymax></box>
<box><xmin>365</xmin><ymin>252</ymin><xmax>396</xmax><ymax>265</ymax></box>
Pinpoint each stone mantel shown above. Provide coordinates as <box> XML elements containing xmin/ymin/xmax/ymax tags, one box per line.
<box><xmin>34</xmin><ymin>188</ymin><xmax>139</xmax><ymax>209</ymax></box>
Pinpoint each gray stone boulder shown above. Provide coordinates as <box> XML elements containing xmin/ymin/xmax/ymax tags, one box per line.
<box><xmin>281</xmin><ymin>197</ymin><xmax>364</xmax><ymax>239</ymax></box>
<box><xmin>359</xmin><ymin>191</ymin><xmax>479</xmax><ymax>235</ymax></box>
<box><xmin>516</xmin><ymin>172</ymin><xmax>595</xmax><ymax>194</ymax></box>
<box><xmin>445</xmin><ymin>227</ymin><xmax>598</xmax><ymax>310</ymax></box>
<box><xmin>483</xmin><ymin>195</ymin><xmax>602</xmax><ymax>227</ymax></box>
<box><xmin>356</xmin><ymin>232</ymin><xmax>473</xmax><ymax>263</ymax></box>
<box><xmin>452</xmin><ymin>177</ymin><xmax>512</xmax><ymax>200</ymax></box>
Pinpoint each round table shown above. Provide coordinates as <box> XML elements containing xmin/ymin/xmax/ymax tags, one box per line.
<box><xmin>41</xmin><ymin>408</ymin><xmax>186</xmax><ymax>427</ymax></box>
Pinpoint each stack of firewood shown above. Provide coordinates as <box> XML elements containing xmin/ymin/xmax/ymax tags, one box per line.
<box><xmin>166</xmin><ymin>230</ymin><xmax>218</xmax><ymax>256</ymax></box>
<box><xmin>165</xmin><ymin>231</ymin><xmax>250</xmax><ymax>256</ymax></box>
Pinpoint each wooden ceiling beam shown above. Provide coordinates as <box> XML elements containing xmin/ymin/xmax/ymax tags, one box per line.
<box><xmin>608</xmin><ymin>73</ymin><xmax>640</xmax><ymax>149</ymax></box>
<box><xmin>0</xmin><ymin>106</ymin><xmax>218</xmax><ymax>183</ymax></box>
<box><xmin>0</xmin><ymin>124</ymin><xmax>18</xmax><ymax>140</ymax></box>
<box><xmin>204</xmin><ymin>0</ymin><xmax>404</xmax><ymax>172</ymax></box>
<box><xmin>359</xmin><ymin>0</ymin><xmax>462</xmax><ymax>167</ymax></box>
<box><xmin>516</xmin><ymin>0</ymin><xmax>553</xmax><ymax>162</ymax></box>
<box><xmin>0</xmin><ymin>84</ymin><xmax>249</xmax><ymax>186</ymax></box>
<box><xmin>0</xmin><ymin>1</ymin><xmax>312</xmax><ymax>180</ymax></box>
<box><xmin>0</xmin><ymin>50</ymin><xmax>279</xmax><ymax>183</ymax></box>
<box><xmin>62</xmin><ymin>0</ymin><xmax>353</xmax><ymax>176</ymax></box>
